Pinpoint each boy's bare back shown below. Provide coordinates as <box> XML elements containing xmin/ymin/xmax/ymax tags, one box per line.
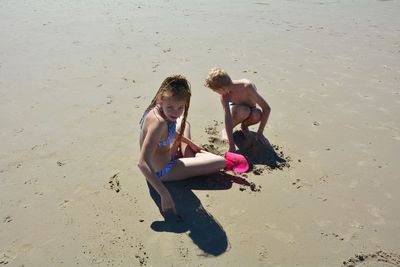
<box><xmin>223</xmin><ymin>79</ymin><xmax>258</xmax><ymax>108</ymax></box>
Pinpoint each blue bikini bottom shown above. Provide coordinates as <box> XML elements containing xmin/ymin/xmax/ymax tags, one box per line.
<box><xmin>155</xmin><ymin>158</ymin><xmax>176</xmax><ymax>178</ymax></box>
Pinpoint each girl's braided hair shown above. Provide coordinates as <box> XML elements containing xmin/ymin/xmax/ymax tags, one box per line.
<box><xmin>142</xmin><ymin>74</ymin><xmax>191</xmax><ymax>143</ymax></box>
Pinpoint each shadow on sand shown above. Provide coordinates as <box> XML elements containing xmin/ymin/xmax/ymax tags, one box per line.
<box><xmin>147</xmin><ymin>172</ymin><xmax>249</xmax><ymax>256</ymax></box>
<box><xmin>233</xmin><ymin>130</ymin><xmax>287</xmax><ymax>170</ymax></box>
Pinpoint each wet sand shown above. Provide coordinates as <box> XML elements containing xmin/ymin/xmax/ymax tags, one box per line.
<box><xmin>1</xmin><ymin>0</ymin><xmax>400</xmax><ymax>266</ymax></box>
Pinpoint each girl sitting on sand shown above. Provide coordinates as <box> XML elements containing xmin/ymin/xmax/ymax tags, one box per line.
<box><xmin>138</xmin><ymin>74</ymin><xmax>248</xmax><ymax>214</ymax></box>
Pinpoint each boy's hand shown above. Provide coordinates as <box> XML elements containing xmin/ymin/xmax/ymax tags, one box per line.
<box><xmin>256</xmin><ymin>132</ymin><xmax>271</xmax><ymax>146</ymax></box>
<box><xmin>160</xmin><ymin>190</ymin><xmax>177</xmax><ymax>214</ymax></box>
<box><xmin>228</xmin><ymin>144</ymin><xmax>236</xmax><ymax>152</ymax></box>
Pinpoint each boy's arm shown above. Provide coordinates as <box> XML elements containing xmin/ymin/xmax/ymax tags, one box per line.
<box><xmin>249</xmin><ymin>84</ymin><xmax>271</xmax><ymax>143</ymax></box>
<box><xmin>221</xmin><ymin>95</ymin><xmax>236</xmax><ymax>152</ymax></box>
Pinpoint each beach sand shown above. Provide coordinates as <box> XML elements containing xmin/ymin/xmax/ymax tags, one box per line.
<box><xmin>1</xmin><ymin>0</ymin><xmax>400</xmax><ymax>266</ymax></box>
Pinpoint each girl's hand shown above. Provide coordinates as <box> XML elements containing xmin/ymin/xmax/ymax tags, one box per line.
<box><xmin>180</xmin><ymin>136</ymin><xmax>203</xmax><ymax>153</ymax></box>
<box><xmin>160</xmin><ymin>190</ymin><xmax>177</xmax><ymax>214</ymax></box>
<box><xmin>188</xmin><ymin>142</ymin><xmax>203</xmax><ymax>153</ymax></box>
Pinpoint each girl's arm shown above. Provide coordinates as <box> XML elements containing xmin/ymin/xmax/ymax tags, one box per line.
<box><xmin>137</xmin><ymin>120</ymin><xmax>176</xmax><ymax>214</ymax></box>
<box><xmin>221</xmin><ymin>95</ymin><xmax>236</xmax><ymax>152</ymax></box>
<box><xmin>180</xmin><ymin>135</ymin><xmax>203</xmax><ymax>153</ymax></box>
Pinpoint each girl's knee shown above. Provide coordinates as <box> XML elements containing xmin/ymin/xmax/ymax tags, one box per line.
<box><xmin>217</xmin><ymin>156</ymin><xmax>226</xmax><ymax>169</ymax></box>
<box><xmin>210</xmin><ymin>154</ymin><xmax>226</xmax><ymax>168</ymax></box>
<box><xmin>209</xmin><ymin>153</ymin><xmax>224</xmax><ymax>161</ymax></box>
<box><xmin>197</xmin><ymin>151</ymin><xmax>225</xmax><ymax>165</ymax></box>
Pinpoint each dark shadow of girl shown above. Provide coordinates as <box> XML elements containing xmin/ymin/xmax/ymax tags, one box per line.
<box><xmin>147</xmin><ymin>172</ymin><xmax>250</xmax><ymax>256</ymax></box>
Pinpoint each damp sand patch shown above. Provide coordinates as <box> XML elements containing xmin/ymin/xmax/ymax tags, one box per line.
<box><xmin>201</xmin><ymin>121</ymin><xmax>292</xmax><ymax>176</ymax></box>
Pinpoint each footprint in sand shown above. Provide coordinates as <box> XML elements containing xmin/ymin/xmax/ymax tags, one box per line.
<box><xmin>342</xmin><ymin>251</ymin><xmax>400</xmax><ymax>267</ymax></box>
<box><xmin>58</xmin><ymin>200</ymin><xmax>70</xmax><ymax>209</ymax></box>
<box><xmin>106</xmin><ymin>95</ymin><xmax>114</xmax><ymax>104</ymax></box>
<box><xmin>319</xmin><ymin>231</ymin><xmax>344</xmax><ymax>241</ymax></box>
<box><xmin>258</xmin><ymin>246</ymin><xmax>269</xmax><ymax>262</ymax></box>
<box><xmin>0</xmin><ymin>249</ymin><xmax>16</xmax><ymax>265</ymax></box>
<box><xmin>3</xmin><ymin>216</ymin><xmax>12</xmax><ymax>223</ymax></box>
<box><xmin>31</xmin><ymin>143</ymin><xmax>47</xmax><ymax>150</ymax></box>
<box><xmin>108</xmin><ymin>173</ymin><xmax>121</xmax><ymax>193</ymax></box>
<box><xmin>24</xmin><ymin>178</ymin><xmax>38</xmax><ymax>185</ymax></box>
<box><xmin>152</xmin><ymin>63</ymin><xmax>159</xmax><ymax>72</ymax></box>
<box><xmin>57</xmin><ymin>161</ymin><xmax>66</xmax><ymax>166</ymax></box>
<box><xmin>292</xmin><ymin>178</ymin><xmax>303</xmax><ymax>189</ymax></box>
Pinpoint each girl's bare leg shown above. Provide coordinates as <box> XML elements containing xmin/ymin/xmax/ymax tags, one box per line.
<box><xmin>160</xmin><ymin>151</ymin><xmax>226</xmax><ymax>182</ymax></box>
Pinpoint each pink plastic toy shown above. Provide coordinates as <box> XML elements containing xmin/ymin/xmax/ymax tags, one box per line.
<box><xmin>224</xmin><ymin>152</ymin><xmax>249</xmax><ymax>173</ymax></box>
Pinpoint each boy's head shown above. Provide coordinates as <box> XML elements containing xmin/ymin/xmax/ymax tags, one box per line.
<box><xmin>204</xmin><ymin>68</ymin><xmax>232</xmax><ymax>90</ymax></box>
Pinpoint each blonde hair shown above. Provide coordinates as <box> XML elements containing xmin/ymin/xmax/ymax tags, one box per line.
<box><xmin>204</xmin><ymin>68</ymin><xmax>232</xmax><ymax>89</ymax></box>
<box><xmin>143</xmin><ymin>74</ymin><xmax>191</xmax><ymax>143</ymax></box>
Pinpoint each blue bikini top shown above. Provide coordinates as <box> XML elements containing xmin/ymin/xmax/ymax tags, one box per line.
<box><xmin>140</xmin><ymin>106</ymin><xmax>176</xmax><ymax>147</ymax></box>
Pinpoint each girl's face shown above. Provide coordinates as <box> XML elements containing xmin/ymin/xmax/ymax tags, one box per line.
<box><xmin>159</xmin><ymin>97</ymin><xmax>186</xmax><ymax>122</ymax></box>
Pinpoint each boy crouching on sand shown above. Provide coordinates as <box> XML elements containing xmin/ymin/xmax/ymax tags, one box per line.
<box><xmin>205</xmin><ymin>68</ymin><xmax>271</xmax><ymax>152</ymax></box>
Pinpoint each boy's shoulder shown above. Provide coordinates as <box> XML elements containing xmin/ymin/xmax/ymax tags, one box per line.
<box><xmin>236</xmin><ymin>78</ymin><xmax>253</xmax><ymax>87</ymax></box>
<box><xmin>234</xmin><ymin>79</ymin><xmax>254</xmax><ymax>91</ymax></box>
